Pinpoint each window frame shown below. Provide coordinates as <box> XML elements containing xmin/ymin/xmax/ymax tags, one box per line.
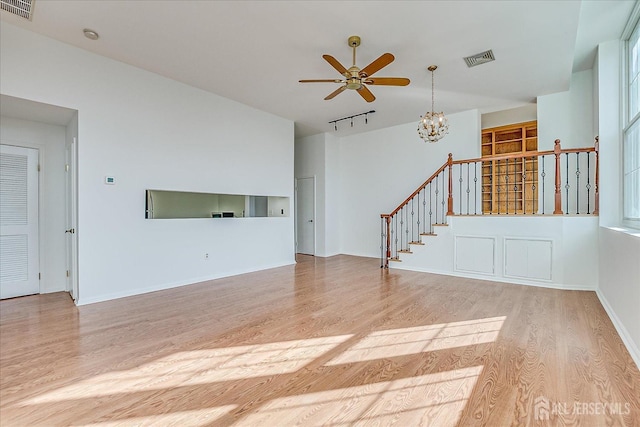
<box><xmin>622</xmin><ymin>5</ymin><xmax>640</xmax><ymax>229</ymax></box>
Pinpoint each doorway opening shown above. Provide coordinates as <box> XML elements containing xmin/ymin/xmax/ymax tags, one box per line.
<box><xmin>295</xmin><ymin>177</ymin><xmax>315</xmax><ymax>256</ymax></box>
<box><xmin>0</xmin><ymin>95</ymin><xmax>79</xmax><ymax>302</ymax></box>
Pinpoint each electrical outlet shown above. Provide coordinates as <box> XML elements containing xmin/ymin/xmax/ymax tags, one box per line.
<box><xmin>204</xmin><ymin>253</ymin><xmax>209</xmax><ymax>260</ymax></box>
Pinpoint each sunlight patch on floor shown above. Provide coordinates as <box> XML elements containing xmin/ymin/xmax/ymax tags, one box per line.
<box><xmin>24</xmin><ymin>335</ymin><xmax>352</xmax><ymax>404</ymax></box>
<box><xmin>233</xmin><ymin>366</ymin><xmax>484</xmax><ymax>426</ymax></box>
<box><xmin>326</xmin><ymin>316</ymin><xmax>505</xmax><ymax>365</ymax></box>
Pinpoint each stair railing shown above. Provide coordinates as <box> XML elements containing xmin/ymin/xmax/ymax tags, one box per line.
<box><xmin>380</xmin><ymin>137</ymin><xmax>599</xmax><ymax>268</ymax></box>
<box><xmin>380</xmin><ymin>159</ymin><xmax>450</xmax><ymax>268</ymax></box>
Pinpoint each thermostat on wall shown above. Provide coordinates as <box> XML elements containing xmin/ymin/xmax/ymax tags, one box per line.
<box><xmin>105</xmin><ymin>176</ymin><xmax>115</xmax><ymax>185</ymax></box>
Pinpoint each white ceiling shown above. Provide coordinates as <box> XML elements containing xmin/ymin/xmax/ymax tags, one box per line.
<box><xmin>0</xmin><ymin>1</ymin><xmax>635</xmax><ymax>137</ymax></box>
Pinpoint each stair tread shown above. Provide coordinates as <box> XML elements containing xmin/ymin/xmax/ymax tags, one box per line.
<box><xmin>420</xmin><ymin>233</ymin><xmax>438</xmax><ymax>236</ymax></box>
<box><xmin>390</xmin><ymin>257</ymin><xmax>402</xmax><ymax>262</ymax></box>
<box><xmin>432</xmin><ymin>223</ymin><xmax>449</xmax><ymax>226</ymax></box>
<box><xmin>409</xmin><ymin>241</ymin><xmax>425</xmax><ymax>245</ymax></box>
<box><xmin>398</xmin><ymin>250</ymin><xmax>413</xmax><ymax>254</ymax></box>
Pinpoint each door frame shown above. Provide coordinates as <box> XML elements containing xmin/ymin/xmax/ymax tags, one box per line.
<box><xmin>294</xmin><ymin>176</ymin><xmax>316</xmax><ymax>256</ymax></box>
<box><xmin>65</xmin><ymin>136</ymin><xmax>79</xmax><ymax>301</ymax></box>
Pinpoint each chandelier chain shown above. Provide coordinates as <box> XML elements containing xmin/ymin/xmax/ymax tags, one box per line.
<box><xmin>431</xmin><ymin>68</ymin><xmax>435</xmax><ymax>114</ymax></box>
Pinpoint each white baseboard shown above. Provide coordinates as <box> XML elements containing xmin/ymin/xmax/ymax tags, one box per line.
<box><xmin>596</xmin><ymin>289</ymin><xmax>640</xmax><ymax>371</ymax></box>
<box><xmin>76</xmin><ymin>260</ymin><xmax>296</xmax><ymax>306</ymax></box>
<box><xmin>390</xmin><ymin>263</ymin><xmax>596</xmax><ymax>291</ymax></box>
<box><xmin>313</xmin><ymin>252</ymin><xmax>341</xmax><ymax>258</ymax></box>
<box><xmin>339</xmin><ymin>251</ymin><xmax>380</xmax><ymax>260</ymax></box>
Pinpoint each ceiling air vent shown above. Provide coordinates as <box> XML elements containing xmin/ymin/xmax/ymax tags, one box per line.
<box><xmin>463</xmin><ymin>49</ymin><xmax>495</xmax><ymax>68</ymax></box>
<box><xmin>1</xmin><ymin>0</ymin><xmax>34</xmax><ymax>20</ymax></box>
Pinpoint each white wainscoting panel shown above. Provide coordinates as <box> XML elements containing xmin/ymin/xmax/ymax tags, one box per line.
<box><xmin>454</xmin><ymin>235</ymin><xmax>495</xmax><ymax>275</ymax></box>
<box><xmin>504</xmin><ymin>238</ymin><xmax>553</xmax><ymax>281</ymax></box>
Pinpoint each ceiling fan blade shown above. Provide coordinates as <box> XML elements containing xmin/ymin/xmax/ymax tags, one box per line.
<box><xmin>359</xmin><ymin>53</ymin><xmax>394</xmax><ymax>77</ymax></box>
<box><xmin>357</xmin><ymin>85</ymin><xmax>376</xmax><ymax>103</ymax></box>
<box><xmin>299</xmin><ymin>79</ymin><xmax>344</xmax><ymax>83</ymax></box>
<box><xmin>324</xmin><ymin>85</ymin><xmax>347</xmax><ymax>100</ymax></box>
<box><xmin>364</xmin><ymin>77</ymin><xmax>410</xmax><ymax>86</ymax></box>
<box><xmin>323</xmin><ymin>55</ymin><xmax>349</xmax><ymax>77</ymax></box>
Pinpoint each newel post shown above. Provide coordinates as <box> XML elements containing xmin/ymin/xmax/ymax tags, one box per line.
<box><xmin>553</xmin><ymin>139</ymin><xmax>563</xmax><ymax>214</ymax></box>
<box><xmin>447</xmin><ymin>153</ymin><xmax>454</xmax><ymax>215</ymax></box>
<box><xmin>593</xmin><ymin>136</ymin><xmax>599</xmax><ymax>215</ymax></box>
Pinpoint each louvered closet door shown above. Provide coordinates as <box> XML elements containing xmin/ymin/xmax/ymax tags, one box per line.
<box><xmin>0</xmin><ymin>145</ymin><xmax>39</xmax><ymax>299</ymax></box>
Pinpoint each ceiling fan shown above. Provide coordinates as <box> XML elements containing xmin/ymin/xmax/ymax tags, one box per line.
<box><xmin>299</xmin><ymin>36</ymin><xmax>410</xmax><ymax>103</ymax></box>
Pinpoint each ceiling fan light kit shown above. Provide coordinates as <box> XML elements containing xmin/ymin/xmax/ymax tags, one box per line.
<box><xmin>417</xmin><ymin>65</ymin><xmax>449</xmax><ymax>143</ymax></box>
<box><xmin>299</xmin><ymin>35</ymin><xmax>410</xmax><ymax>103</ymax></box>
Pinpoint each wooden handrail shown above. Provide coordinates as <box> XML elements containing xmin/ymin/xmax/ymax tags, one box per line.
<box><xmin>452</xmin><ymin>150</ymin><xmax>553</xmax><ymax>165</ymax></box>
<box><xmin>381</xmin><ymin>161</ymin><xmax>448</xmax><ymax>218</ymax></box>
<box><xmin>560</xmin><ymin>147</ymin><xmax>597</xmax><ymax>154</ymax></box>
<box><xmin>452</xmin><ymin>147</ymin><xmax>595</xmax><ymax>166</ymax></box>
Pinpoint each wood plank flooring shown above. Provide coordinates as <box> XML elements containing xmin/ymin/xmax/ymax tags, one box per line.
<box><xmin>1</xmin><ymin>255</ymin><xmax>639</xmax><ymax>426</ymax></box>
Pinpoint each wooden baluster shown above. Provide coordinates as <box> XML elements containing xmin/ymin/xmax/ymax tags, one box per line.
<box><xmin>594</xmin><ymin>136</ymin><xmax>599</xmax><ymax>215</ymax></box>
<box><xmin>447</xmin><ymin>153</ymin><xmax>454</xmax><ymax>215</ymax></box>
<box><xmin>553</xmin><ymin>139</ymin><xmax>563</xmax><ymax>214</ymax></box>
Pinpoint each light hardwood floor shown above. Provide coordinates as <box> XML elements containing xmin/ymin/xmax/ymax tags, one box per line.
<box><xmin>1</xmin><ymin>255</ymin><xmax>639</xmax><ymax>426</ymax></box>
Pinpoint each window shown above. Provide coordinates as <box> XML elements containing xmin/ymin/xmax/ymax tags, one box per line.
<box><xmin>625</xmin><ymin>18</ymin><xmax>640</xmax><ymax>225</ymax></box>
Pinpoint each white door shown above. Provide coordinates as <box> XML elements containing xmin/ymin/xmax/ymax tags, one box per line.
<box><xmin>0</xmin><ymin>145</ymin><xmax>39</xmax><ymax>299</ymax></box>
<box><xmin>296</xmin><ymin>177</ymin><xmax>315</xmax><ymax>255</ymax></box>
<box><xmin>65</xmin><ymin>137</ymin><xmax>78</xmax><ymax>301</ymax></box>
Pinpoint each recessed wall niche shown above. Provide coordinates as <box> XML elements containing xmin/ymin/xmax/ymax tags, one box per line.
<box><xmin>145</xmin><ymin>190</ymin><xmax>289</xmax><ymax>219</ymax></box>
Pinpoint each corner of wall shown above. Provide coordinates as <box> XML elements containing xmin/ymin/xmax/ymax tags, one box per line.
<box><xmin>596</xmin><ymin>287</ymin><xmax>640</xmax><ymax>370</ymax></box>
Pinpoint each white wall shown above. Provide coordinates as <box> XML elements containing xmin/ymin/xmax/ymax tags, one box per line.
<box><xmin>595</xmin><ymin>40</ymin><xmax>640</xmax><ymax>368</ymax></box>
<box><xmin>538</xmin><ymin>69</ymin><xmax>595</xmax><ymax>151</ymax></box>
<box><xmin>481</xmin><ymin>104</ymin><xmax>537</xmax><ymax>129</ymax></box>
<box><xmin>294</xmin><ymin>133</ymin><xmax>324</xmax><ymax>255</ymax></box>
<box><xmin>393</xmin><ymin>215</ymin><xmax>599</xmax><ymax>290</ymax></box>
<box><xmin>0</xmin><ymin>117</ymin><xmax>67</xmax><ymax>294</ymax></box>
<box><xmin>537</xmin><ymin>70</ymin><xmax>597</xmax><ymax>215</ymax></box>
<box><xmin>338</xmin><ymin>109</ymin><xmax>481</xmax><ymax>258</ymax></box>
<box><xmin>570</xmin><ymin>70</ymin><xmax>596</xmax><ymax>147</ymax></box>
<box><xmin>598</xmin><ymin>227</ymin><xmax>640</xmax><ymax>367</ymax></box>
<box><xmin>596</xmin><ymin>41</ymin><xmax>622</xmax><ymax>226</ymax></box>
<box><xmin>324</xmin><ymin>133</ymin><xmax>341</xmax><ymax>256</ymax></box>
<box><xmin>294</xmin><ymin>132</ymin><xmax>341</xmax><ymax>257</ymax></box>
<box><xmin>1</xmin><ymin>23</ymin><xmax>295</xmax><ymax>305</ymax></box>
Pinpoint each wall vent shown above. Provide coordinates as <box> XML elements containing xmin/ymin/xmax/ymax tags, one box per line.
<box><xmin>463</xmin><ymin>49</ymin><xmax>495</xmax><ymax>68</ymax></box>
<box><xmin>1</xmin><ymin>0</ymin><xmax>34</xmax><ymax>20</ymax></box>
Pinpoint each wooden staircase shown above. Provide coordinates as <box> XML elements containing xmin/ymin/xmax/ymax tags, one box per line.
<box><xmin>380</xmin><ymin>138</ymin><xmax>600</xmax><ymax>268</ymax></box>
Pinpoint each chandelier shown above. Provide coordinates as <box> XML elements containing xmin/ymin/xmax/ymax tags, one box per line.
<box><xmin>417</xmin><ymin>65</ymin><xmax>449</xmax><ymax>143</ymax></box>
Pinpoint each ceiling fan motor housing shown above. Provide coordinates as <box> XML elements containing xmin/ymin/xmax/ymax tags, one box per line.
<box><xmin>347</xmin><ymin>66</ymin><xmax>363</xmax><ymax>89</ymax></box>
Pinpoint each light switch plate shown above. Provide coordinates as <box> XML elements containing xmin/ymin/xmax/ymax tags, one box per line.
<box><xmin>105</xmin><ymin>176</ymin><xmax>115</xmax><ymax>185</ymax></box>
